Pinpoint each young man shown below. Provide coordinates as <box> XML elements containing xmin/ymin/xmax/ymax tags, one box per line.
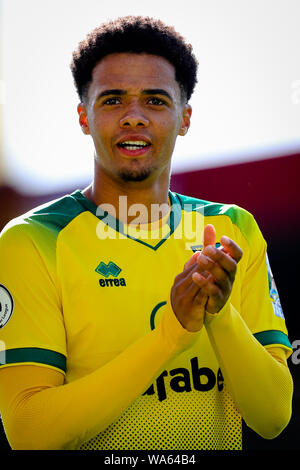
<box><xmin>0</xmin><ymin>16</ymin><xmax>293</xmax><ymax>450</ymax></box>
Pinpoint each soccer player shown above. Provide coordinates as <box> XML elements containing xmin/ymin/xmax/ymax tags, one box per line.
<box><xmin>0</xmin><ymin>16</ymin><xmax>293</xmax><ymax>450</ymax></box>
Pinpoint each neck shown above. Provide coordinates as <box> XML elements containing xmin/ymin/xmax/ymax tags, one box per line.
<box><xmin>83</xmin><ymin>162</ymin><xmax>171</xmax><ymax>225</ymax></box>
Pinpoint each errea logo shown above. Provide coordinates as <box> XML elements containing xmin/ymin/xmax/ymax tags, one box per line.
<box><xmin>95</xmin><ymin>261</ymin><xmax>126</xmax><ymax>287</ymax></box>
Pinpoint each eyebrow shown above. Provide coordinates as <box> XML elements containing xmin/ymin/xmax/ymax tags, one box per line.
<box><xmin>96</xmin><ymin>89</ymin><xmax>126</xmax><ymax>100</ymax></box>
<box><xmin>96</xmin><ymin>88</ymin><xmax>173</xmax><ymax>102</ymax></box>
<box><xmin>142</xmin><ymin>89</ymin><xmax>173</xmax><ymax>101</ymax></box>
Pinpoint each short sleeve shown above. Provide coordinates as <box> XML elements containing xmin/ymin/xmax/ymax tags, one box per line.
<box><xmin>0</xmin><ymin>220</ymin><xmax>67</xmax><ymax>375</ymax></box>
<box><xmin>239</xmin><ymin>213</ymin><xmax>293</xmax><ymax>358</ymax></box>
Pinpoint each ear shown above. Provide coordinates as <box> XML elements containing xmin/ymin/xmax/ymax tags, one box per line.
<box><xmin>77</xmin><ymin>103</ymin><xmax>90</xmax><ymax>135</ymax></box>
<box><xmin>179</xmin><ymin>104</ymin><xmax>192</xmax><ymax>136</ymax></box>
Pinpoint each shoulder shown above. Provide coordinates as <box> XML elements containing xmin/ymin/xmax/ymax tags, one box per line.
<box><xmin>172</xmin><ymin>191</ymin><xmax>261</xmax><ymax>244</ymax></box>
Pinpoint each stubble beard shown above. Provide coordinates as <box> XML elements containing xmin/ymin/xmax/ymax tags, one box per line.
<box><xmin>117</xmin><ymin>159</ymin><xmax>156</xmax><ymax>182</ymax></box>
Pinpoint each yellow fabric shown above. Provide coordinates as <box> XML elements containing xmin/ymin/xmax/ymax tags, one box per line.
<box><xmin>0</xmin><ymin>303</ymin><xmax>199</xmax><ymax>450</ymax></box>
<box><xmin>0</xmin><ymin>344</ymin><xmax>291</xmax><ymax>450</ymax></box>
<box><xmin>0</xmin><ymin>190</ymin><xmax>294</xmax><ymax>449</ymax></box>
<box><xmin>205</xmin><ymin>303</ymin><xmax>293</xmax><ymax>439</ymax></box>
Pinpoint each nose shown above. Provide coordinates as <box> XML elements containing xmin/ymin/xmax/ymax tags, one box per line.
<box><xmin>120</xmin><ymin>102</ymin><xmax>149</xmax><ymax>129</ymax></box>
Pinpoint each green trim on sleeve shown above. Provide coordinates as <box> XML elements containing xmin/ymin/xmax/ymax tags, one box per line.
<box><xmin>0</xmin><ymin>347</ymin><xmax>67</xmax><ymax>372</ymax></box>
<box><xmin>253</xmin><ymin>330</ymin><xmax>293</xmax><ymax>350</ymax></box>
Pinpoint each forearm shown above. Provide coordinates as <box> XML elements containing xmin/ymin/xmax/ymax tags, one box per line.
<box><xmin>3</xmin><ymin>303</ymin><xmax>198</xmax><ymax>450</ymax></box>
<box><xmin>205</xmin><ymin>302</ymin><xmax>293</xmax><ymax>439</ymax></box>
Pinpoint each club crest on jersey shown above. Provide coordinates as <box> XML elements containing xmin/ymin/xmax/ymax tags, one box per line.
<box><xmin>0</xmin><ymin>284</ymin><xmax>14</xmax><ymax>328</ymax></box>
<box><xmin>190</xmin><ymin>242</ymin><xmax>221</xmax><ymax>252</ymax></box>
<box><xmin>95</xmin><ymin>261</ymin><xmax>126</xmax><ymax>287</ymax></box>
<box><xmin>266</xmin><ymin>255</ymin><xmax>284</xmax><ymax>319</ymax></box>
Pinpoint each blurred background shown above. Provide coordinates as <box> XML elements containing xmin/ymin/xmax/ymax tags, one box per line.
<box><xmin>0</xmin><ymin>0</ymin><xmax>299</xmax><ymax>450</ymax></box>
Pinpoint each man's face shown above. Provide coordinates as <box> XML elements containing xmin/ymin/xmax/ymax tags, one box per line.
<box><xmin>78</xmin><ymin>52</ymin><xmax>192</xmax><ymax>183</ymax></box>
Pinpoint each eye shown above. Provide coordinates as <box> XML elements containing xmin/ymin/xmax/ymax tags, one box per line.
<box><xmin>147</xmin><ymin>97</ymin><xmax>166</xmax><ymax>106</ymax></box>
<box><xmin>103</xmin><ymin>97</ymin><xmax>122</xmax><ymax>105</ymax></box>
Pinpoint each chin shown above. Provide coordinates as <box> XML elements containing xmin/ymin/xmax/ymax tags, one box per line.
<box><xmin>117</xmin><ymin>165</ymin><xmax>154</xmax><ymax>182</ymax></box>
<box><xmin>118</xmin><ymin>171</ymin><xmax>151</xmax><ymax>182</ymax></box>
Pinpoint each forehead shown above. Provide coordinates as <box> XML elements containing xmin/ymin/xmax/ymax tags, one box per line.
<box><xmin>88</xmin><ymin>52</ymin><xmax>180</xmax><ymax>101</ymax></box>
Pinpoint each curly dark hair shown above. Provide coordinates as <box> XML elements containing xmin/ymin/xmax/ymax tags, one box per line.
<box><xmin>70</xmin><ymin>16</ymin><xmax>198</xmax><ymax>104</ymax></box>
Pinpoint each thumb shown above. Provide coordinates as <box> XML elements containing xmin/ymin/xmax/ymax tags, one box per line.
<box><xmin>203</xmin><ymin>224</ymin><xmax>216</xmax><ymax>248</ymax></box>
<box><xmin>202</xmin><ymin>224</ymin><xmax>216</xmax><ymax>283</ymax></box>
<box><xmin>184</xmin><ymin>224</ymin><xmax>216</xmax><ymax>270</ymax></box>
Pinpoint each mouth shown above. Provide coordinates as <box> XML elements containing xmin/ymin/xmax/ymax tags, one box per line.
<box><xmin>116</xmin><ymin>139</ymin><xmax>152</xmax><ymax>157</ymax></box>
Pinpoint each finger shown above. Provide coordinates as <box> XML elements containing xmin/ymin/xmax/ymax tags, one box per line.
<box><xmin>203</xmin><ymin>224</ymin><xmax>216</xmax><ymax>248</ymax></box>
<box><xmin>192</xmin><ymin>271</ymin><xmax>226</xmax><ymax>315</ymax></box>
<box><xmin>174</xmin><ymin>261</ymin><xmax>206</xmax><ymax>296</ymax></box>
<box><xmin>192</xmin><ymin>271</ymin><xmax>222</xmax><ymax>298</ymax></box>
<box><xmin>220</xmin><ymin>236</ymin><xmax>243</xmax><ymax>263</ymax></box>
<box><xmin>202</xmin><ymin>245</ymin><xmax>238</xmax><ymax>278</ymax></box>
<box><xmin>184</xmin><ymin>279</ymin><xmax>203</xmax><ymax>301</ymax></box>
<box><xmin>184</xmin><ymin>251</ymin><xmax>200</xmax><ymax>270</ymax></box>
<box><xmin>178</xmin><ymin>255</ymin><xmax>215</xmax><ymax>294</ymax></box>
<box><xmin>184</xmin><ymin>224</ymin><xmax>216</xmax><ymax>271</ymax></box>
<box><xmin>192</xmin><ymin>271</ymin><xmax>207</xmax><ymax>285</ymax></box>
<box><xmin>192</xmin><ymin>288</ymin><xmax>209</xmax><ymax>308</ymax></box>
<box><xmin>196</xmin><ymin>253</ymin><xmax>231</xmax><ymax>292</ymax></box>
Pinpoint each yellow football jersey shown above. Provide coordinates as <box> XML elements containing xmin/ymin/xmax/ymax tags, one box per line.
<box><xmin>0</xmin><ymin>190</ymin><xmax>292</xmax><ymax>450</ymax></box>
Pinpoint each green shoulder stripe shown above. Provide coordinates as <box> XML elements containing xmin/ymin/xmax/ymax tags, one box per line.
<box><xmin>0</xmin><ymin>347</ymin><xmax>67</xmax><ymax>372</ymax></box>
<box><xmin>172</xmin><ymin>192</ymin><xmax>211</xmax><ymax>212</ymax></box>
<box><xmin>24</xmin><ymin>192</ymin><xmax>86</xmax><ymax>234</ymax></box>
<box><xmin>253</xmin><ymin>330</ymin><xmax>293</xmax><ymax>350</ymax></box>
<box><xmin>174</xmin><ymin>192</ymin><xmax>256</xmax><ymax>242</ymax></box>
